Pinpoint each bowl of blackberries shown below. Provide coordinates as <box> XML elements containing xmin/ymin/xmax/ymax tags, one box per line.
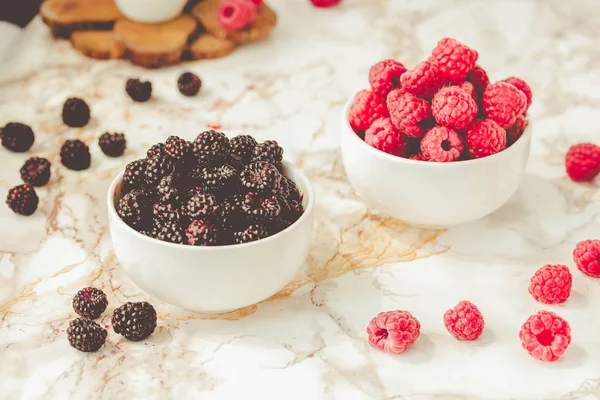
<box><xmin>107</xmin><ymin>130</ymin><xmax>314</xmax><ymax>314</ymax></box>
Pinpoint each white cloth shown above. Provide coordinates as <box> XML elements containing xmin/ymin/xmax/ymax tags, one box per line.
<box><xmin>0</xmin><ymin>21</ymin><xmax>22</xmax><ymax>60</ymax></box>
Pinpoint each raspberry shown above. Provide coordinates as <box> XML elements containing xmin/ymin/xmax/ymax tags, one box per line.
<box><xmin>117</xmin><ymin>189</ymin><xmax>152</xmax><ymax>229</ymax></box>
<box><xmin>368</xmin><ymin>59</ymin><xmax>407</xmax><ymax>97</ymax></box>
<box><xmin>348</xmin><ymin>90</ymin><xmax>389</xmax><ymax>133</ymax></box>
<box><xmin>506</xmin><ymin>115</ymin><xmax>529</xmax><ymax>146</ymax></box>
<box><xmin>20</xmin><ymin>157</ymin><xmax>51</xmax><ymax>187</ymax></box>
<box><xmin>466</xmin><ymin>64</ymin><xmax>490</xmax><ymax>94</ymax></box>
<box><xmin>443</xmin><ymin>300</ymin><xmax>484</xmax><ymax>341</ymax></box>
<box><xmin>465</xmin><ymin>119</ymin><xmax>506</xmax><ymax>159</ymax></box>
<box><xmin>420</xmin><ymin>126</ymin><xmax>463</xmax><ymax>162</ymax></box>
<box><xmin>151</xmin><ymin>219</ymin><xmax>186</xmax><ymax>244</ymax></box>
<box><xmin>241</xmin><ymin>192</ymin><xmax>282</xmax><ymax>220</ymax></box>
<box><xmin>519</xmin><ymin>311</ymin><xmax>571</xmax><ymax>362</ymax></box>
<box><xmin>432</xmin><ymin>86</ymin><xmax>478</xmax><ymax>130</ymax></box>
<box><xmin>112</xmin><ymin>302</ymin><xmax>157</xmax><ymax>341</ymax></box>
<box><xmin>431</xmin><ymin>38</ymin><xmax>478</xmax><ymax>83</ymax></box>
<box><xmin>98</xmin><ymin>132</ymin><xmax>126</xmax><ymax>157</ymax></box>
<box><xmin>122</xmin><ymin>159</ymin><xmax>147</xmax><ymax>192</ymax></box>
<box><xmin>409</xmin><ymin>153</ymin><xmax>426</xmax><ymax>161</ymax></box>
<box><xmin>482</xmin><ymin>82</ymin><xmax>527</xmax><ymax>128</ymax></box>
<box><xmin>573</xmin><ymin>239</ymin><xmax>600</xmax><ymax>278</ymax></box>
<box><xmin>240</xmin><ymin>162</ymin><xmax>282</xmax><ymax>192</ymax></box>
<box><xmin>399</xmin><ymin>60</ymin><xmax>443</xmax><ymax>99</ymax></box>
<box><xmin>502</xmin><ymin>77</ymin><xmax>532</xmax><ymax>110</ymax></box>
<box><xmin>126</xmin><ymin>78</ymin><xmax>152</xmax><ymax>102</ymax></box>
<box><xmin>62</xmin><ymin>98</ymin><xmax>91</xmax><ymax>128</ymax></box>
<box><xmin>310</xmin><ymin>0</ymin><xmax>341</xmax><ymax>7</ymax></box>
<box><xmin>529</xmin><ymin>264</ymin><xmax>572</xmax><ymax>304</ymax></box>
<box><xmin>565</xmin><ymin>143</ymin><xmax>600</xmax><ymax>182</ymax></box>
<box><xmin>178</xmin><ymin>72</ymin><xmax>202</xmax><ymax>97</ymax></box>
<box><xmin>218</xmin><ymin>0</ymin><xmax>257</xmax><ymax>30</ymax></box>
<box><xmin>366</xmin><ymin>310</ymin><xmax>420</xmax><ymax>354</ymax></box>
<box><xmin>193</xmin><ymin>130</ymin><xmax>231</xmax><ymax>163</ymax></box>
<box><xmin>144</xmin><ymin>156</ymin><xmax>175</xmax><ymax>187</ymax></box>
<box><xmin>457</xmin><ymin>81</ymin><xmax>476</xmax><ymax>100</ymax></box>
<box><xmin>186</xmin><ymin>219</ymin><xmax>218</xmax><ymax>246</ymax></box>
<box><xmin>364</xmin><ymin>117</ymin><xmax>406</xmax><ymax>156</ymax></box>
<box><xmin>246</xmin><ymin>0</ymin><xmax>262</xmax><ymax>6</ymax></box>
<box><xmin>253</xmin><ymin>140</ymin><xmax>284</xmax><ymax>167</ymax></box>
<box><xmin>152</xmin><ymin>201</ymin><xmax>181</xmax><ymax>221</ymax></box>
<box><xmin>234</xmin><ymin>223</ymin><xmax>270</xmax><ymax>244</ymax></box>
<box><xmin>183</xmin><ymin>192</ymin><xmax>218</xmax><ymax>220</ymax></box>
<box><xmin>230</xmin><ymin>135</ymin><xmax>258</xmax><ymax>164</ymax></box>
<box><xmin>72</xmin><ymin>287</ymin><xmax>108</xmax><ymax>319</ymax></box>
<box><xmin>6</xmin><ymin>184</ymin><xmax>38</xmax><ymax>216</ymax></box>
<box><xmin>386</xmin><ymin>89</ymin><xmax>431</xmax><ymax>138</ymax></box>
<box><xmin>1</xmin><ymin>122</ymin><xmax>35</xmax><ymax>152</ymax></box>
<box><xmin>67</xmin><ymin>318</ymin><xmax>107</xmax><ymax>352</ymax></box>
<box><xmin>60</xmin><ymin>139</ymin><xmax>91</xmax><ymax>171</ymax></box>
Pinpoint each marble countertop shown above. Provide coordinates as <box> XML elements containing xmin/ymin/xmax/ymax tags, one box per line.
<box><xmin>2</xmin><ymin>0</ymin><xmax>600</xmax><ymax>399</ymax></box>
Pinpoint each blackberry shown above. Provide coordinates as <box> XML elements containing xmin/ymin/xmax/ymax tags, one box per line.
<box><xmin>126</xmin><ymin>78</ymin><xmax>152</xmax><ymax>102</ymax></box>
<box><xmin>98</xmin><ymin>132</ymin><xmax>126</xmax><ymax>157</ymax></box>
<box><xmin>182</xmin><ymin>192</ymin><xmax>218</xmax><ymax>220</ymax></box>
<box><xmin>6</xmin><ymin>184</ymin><xmax>38</xmax><ymax>216</ymax></box>
<box><xmin>253</xmin><ymin>140</ymin><xmax>283</xmax><ymax>166</ymax></box>
<box><xmin>240</xmin><ymin>162</ymin><xmax>282</xmax><ymax>193</ymax></box>
<box><xmin>193</xmin><ymin>130</ymin><xmax>231</xmax><ymax>163</ymax></box>
<box><xmin>72</xmin><ymin>287</ymin><xmax>108</xmax><ymax>319</ymax></box>
<box><xmin>151</xmin><ymin>219</ymin><xmax>186</xmax><ymax>244</ymax></box>
<box><xmin>177</xmin><ymin>72</ymin><xmax>202</xmax><ymax>97</ymax></box>
<box><xmin>0</xmin><ymin>122</ymin><xmax>34</xmax><ymax>152</ymax></box>
<box><xmin>282</xmin><ymin>198</ymin><xmax>304</xmax><ymax>223</ymax></box>
<box><xmin>269</xmin><ymin>217</ymin><xmax>292</xmax><ymax>235</ymax></box>
<box><xmin>226</xmin><ymin>153</ymin><xmax>244</xmax><ymax>172</ymax></box>
<box><xmin>67</xmin><ymin>318</ymin><xmax>107</xmax><ymax>352</ymax></box>
<box><xmin>144</xmin><ymin>156</ymin><xmax>175</xmax><ymax>187</ymax></box>
<box><xmin>147</xmin><ymin>143</ymin><xmax>166</xmax><ymax>159</ymax></box>
<box><xmin>153</xmin><ymin>201</ymin><xmax>181</xmax><ymax>221</ymax></box>
<box><xmin>280</xmin><ymin>175</ymin><xmax>302</xmax><ymax>202</ymax></box>
<box><xmin>241</xmin><ymin>192</ymin><xmax>282</xmax><ymax>220</ymax></box>
<box><xmin>60</xmin><ymin>139</ymin><xmax>91</xmax><ymax>171</ymax></box>
<box><xmin>62</xmin><ymin>98</ymin><xmax>91</xmax><ymax>128</ymax></box>
<box><xmin>197</xmin><ymin>164</ymin><xmax>239</xmax><ymax>194</ymax></box>
<box><xmin>234</xmin><ymin>224</ymin><xmax>270</xmax><ymax>244</ymax></box>
<box><xmin>156</xmin><ymin>174</ymin><xmax>180</xmax><ymax>202</ymax></box>
<box><xmin>20</xmin><ymin>157</ymin><xmax>51</xmax><ymax>186</ymax></box>
<box><xmin>186</xmin><ymin>219</ymin><xmax>218</xmax><ymax>246</ymax></box>
<box><xmin>117</xmin><ymin>189</ymin><xmax>152</xmax><ymax>229</ymax></box>
<box><xmin>122</xmin><ymin>159</ymin><xmax>147</xmax><ymax>192</ymax></box>
<box><xmin>230</xmin><ymin>135</ymin><xmax>258</xmax><ymax>164</ymax></box>
<box><xmin>111</xmin><ymin>302</ymin><xmax>157</xmax><ymax>341</ymax></box>
<box><xmin>165</xmin><ymin>136</ymin><xmax>191</xmax><ymax>161</ymax></box>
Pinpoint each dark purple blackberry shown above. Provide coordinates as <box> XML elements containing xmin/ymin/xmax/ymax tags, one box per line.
<box><xmin>226</xmin><ymin>153</ymin><xmax>244</xmax><ymax>172</ymax></box>
<box><xmin>122</xmin><ymin>159</ymin><xmax>147</xmax><ymax>192</ymax></box>
<box><xmin>280</xmin><ymin>175</ymin><xmax>302</xmax><ymax>203</ymax></box>
<box><xmin>253</xmin><ymin>140</ymin><xmax>283</xmax><ymax>166</ymax></box>
<box><xmin>147</xmin><ymin>143</ymin><xmax>166</xmax><ymax>159</ymax></box>
<box><xmin>182</xmin><ymin>192</ymin><xmax>218</xmax><ymax>220</ymax></box>
<box><xmin>240</xmin><ymin>162</ymin><xmax>282</xmax><ymax>193</ymax></box>
<box><xmin>111</xmin><ymin>301</ymin><xmax>157</xmax><ymax>341</ymax></box>
<box><xmin>156</xmin><ymin>174</ymin><xmax>180</xmax><ymax>203</ymax></box>
<box><xmin>6</xmin><ymin>184</ymin><xmax>38</xmax><ymax>216</ymax></box>
<box><xmin>241</xmin><ymin>192</ymin><xmax>282</xmax><ymax>220</ymax></box>
<box><xmin>72</xmin><ymin>287</ymin><xmax>108</xmax><ymax>319</ymax></box>
<box><xmin>144</xmin><ymin>156</ymin><xmax>175</xmax><ymax>187</ymax></box>
<box><xmin>268</xmin><ymin>217</ymin><xmax>292</xmax><ymax>235</ymax></box>
<box><xmin>281</xmin><ymin>198</ymin><xmax>304</xmax><ymax>223</ymax></box>
<box><xmin>153</xmin><ymin>201</ymin><xmax>181</xmax><ymax>221</ymax></box>
<box><xmin>193</xmin><ymin>130</ymin><xmax>230</xmax><ymax>163</ymax></box>
<box><xmin>1</xmin><ymin>122</ymin><xmax>34</xmax><ymax>152</ymax></box>
<box><xmin>217</xmin><ymin>195</ymin><xmax>247</xmax><ymax>239</ymax></box>
<box><xmin>165</xmin><ymin>136</ymin><xmax>192</xmax><ymax>161</ymax></box>
<box><xmin>117</xmin><ymin>189</ymin><xmax>152</xmax><ymax>229</ymax></box>
<box><xmin>60</xmin><ymin>139</ymin><xmax>91</xmax><ymax>171</ymax></box>
<box><xmin>67</xmin><ymin>318</ymin><xmax>107</xmax><ymax>352</ymax></box>
<box><xmin>234</xmin><ymin>224</ymin><xmax>270</xmax><ymax>244</ymax></box>
<box><xmin>98</xmin><ymin>132</ymin><xmax>126</xmax><ymax>157</ymax></box>
<box><xmin>20</xmin><ymin>157</ymin><xmax>51</xmax><ymax>186</ymax></box>
<box><xmin>230</xmin><ymin>135</ymin><xmax>257</xmax><ymax>164</ymax></box>
<box><xmin>177</xmin><ymin>72</ymin><xmax>202</xmax><ymax>97</ymax></box>
<box><xmin>151</xmin><ymin>219</ymin><xmax>186</xmax><ymax>244</ymax></box>
<box><xmin>126</xmin><ymin>79</ymin><xmax>152</xmax><ymax>102</ymax></box>
<box><xmin>62</xmin><ymin>98</ymin><xmax>91</xmax><ymax>128</ymax></box>
<box><xmin>196</xmin><ymin>164</ymin><xmax>239</xmax><ymax>194</ymax></box>
<box><xmin>186</xmin><ymin>219</ymin><xmax>218</xmax><ymax>246</ymax></box>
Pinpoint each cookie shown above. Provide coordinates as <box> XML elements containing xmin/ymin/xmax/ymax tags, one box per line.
<box><xmin>41</xmin><ymin>0</ymin><xmax>121</xmax><ymax>38</ymax></box>
<box><xmin>71</xmin><ymin>31</ymin><xmax>125</xmax><ymax>59</ymax></box>
<box><xmin>187</xmin><ymin>33</ymin><xmax>236</xmax><ymax>60</ymax></box>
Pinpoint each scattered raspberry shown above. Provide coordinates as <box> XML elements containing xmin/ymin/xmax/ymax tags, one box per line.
<box><xmin>1</xmin><ymin>122</ymin><xmax>35</xmax><ymax>152</ymax></box>
<box><xmin>60</xmin><ymin>139</ymin><xmax>91</xmax><ymax>171</ymax></box>
<box><xmin>186</xmin><ymin>219</ymin><xmax>218</xmax><ymax>246</ymax></box>
<box><xmin>431</xmin><ymin>38</ymin><xmax>478</xmax><ymax>83</ymax></box>
<box><xmin>348</xmin><ymin>90</ymin><xmax>389</xmax><ymax>133</ymax></box>
<box><xmin>457</xmin><ymin>81</ymin><xmax>476</xmax><ymax>100</ymax></box>
<box><xmin>528</xmin><ymin>264</ymin><xmax>572</xmax><ymax>305</ymax></box>
<box><xmin>364</xmin><ymin>117</ymin><xmax>407</xmax><ymax>156</ymax></box>
<box><xmin>366</xmin><ymin>310</ymin><xmax>420</xmax><ymax>354</ymax></box>
<box><xmin>573</xmin><ymin>239</ymin><xmax>600</xmax><ymax>278</ymax></box>
<box><xmin>126</xmin><ymin>78</ymin><xmax>152</xmax><ymax>102</ymax></box>
<box><xmin>72</xmin><ymin>287</ymin><xmax>108</xmax><ymax>319</ymax></box>
<box><xmin>218</xmin><ymin>0</ymin><xmax>257</xmax><ymax>30</ymax></box>
<box><xmin>466</xmin><ymin>64</ymin><xmax>490</xmax><ymax>94</ymax></box>
<box><xmin>20</xmin><ymin>157</ymin><xmax>51</xmax><ymax>187</ymax></box>
<box><xmin>443</xmin><ymin>300</ymin><xmax>485</xmax><ymax>341</ymax></box>
<box><xmin>465</xmin><ymin>119</ymin><xmax>506</xmax><ymax>159</ymax></box>
<box><xmin>565</xmin><ymin>143</ymin><xmax>600</xmax><ymax>182</ymax></box>
<box><xmin>112</xmin><ymin>302</ymin><xmax>157</xmax><ymax>341</ymax></box>
<box><xmin>399</xmin><ymin>60</ymin><xmax>443</xmax><ymax>99</ymax></box>
<box><xmin>241</xmin><ymin>162</ymin><xmax>282</xmax><ymax>192</ymax></box>
<box><xmin>98</xmin><ymin>132</ymin><xmax>126</xmax><ymax>157</ymax></box>
<box><xmin>506</xmin><ymin>115</ymin><xmax>529</xmax><ymax>146</ymax></box>
<box><xmin>234</xmin><ymin>223</ymin><xmax>270</xmax><ymax>244</ymax></box>
<box><xmin>519</xmin><ymin>311</ymin><xmax>571</xmax><ymax>362</ymax></box>
<box><xmin>431</xmin><ymin>86</ymin><xmax>478</xmax><ymax>130</ymax></box>
<box><xmin>368</xmin><ymin>59</ymin><xmax>407</xmax><ymax>97</ymax></box>
<box><xmin>386</xmin><ymin>89</ymin><xmax>431</xmax><ymax>138</ymax></box>
<box><xmin>482</xmin><ymin>82</ymin><xmax>527</xmax><ymax>128</ymax></box>
<box><xmin>6</xmin><ymin>184</ymin><xmax>38</xmax><ymax>216</ymax></box>
<box><xmin>420</xmin><ymin>126</ymin><xmax>463</xmax><ymax>162</ymax></box>
<box><xmin>502</xmin><ymin>77</ymin><xmax>532</xmax><ymax>110</ymax></box>
<box><xmin>67</xmin><ymin>318</ymin><xmax>107</xmax><ymax>352</ymax></box>
<box><xmin>178</xmin><ymin>72</ymin><xmax>202</xmax><ymax>97</ymax></box>
<box><xmin>62</xmin><ymin>98</ymin><xmax>91</xmax><ymax>128</ymax></box>
<box><xmin>231</xmin><ymin>135</ymin><xmax>258</xmax><ymax>164</ymax></box>
<box><xmin>310</xmin><ymin>0</ymin><xmax>341</xmax><ymax>7</ymax></box>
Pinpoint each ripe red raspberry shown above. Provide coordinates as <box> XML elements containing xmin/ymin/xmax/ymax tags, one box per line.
<box><xmin>565</xmin><ymin>143</ymin><xmax>600</xmax><ymax>182</ymax></box>
<box><xmin>218</xmin><ymin>0</ymin><xmax>257</xmax><ymax>30</ymax></box>
<box><xmin>410</xmin><ymin>153</ymin><xmax>426</xmax><ymax>161</ymax></box>
<box><xmin>502</xmin><ymin>77</ymin><xmax>532</xmax><ymax>110</ymax></box>
<box><xmin>465</xmin><ymin>119</ymin><xmax>506</xmax><ymax>159</ymax></box>
<box><xmin>348</xmin><ymin>90</ymin><xmax>389</xmax><ymax>133</ymax></box>
<box><xmin>528</xmin><ymin>264</ymin><xmax>572</xmax><ymax>304</ymax></box>
<box><xmin>368</xmin><ymin>59</ymin><xmax>407</xmax><ymax>97</ymax></box>
<box><xmin>387</xmin><ymin>89</ymin><xmax>431</xmax><ymax>138</ymax></box>
<box><xmin>431</xmin><ymin>86</ymin><xmax>478</xmax><ymax>130</ymax></box>
<box><xmin>443</xmin><ymin>300</ymin><xmax>484</xmax><ymax>341</ymax></box>
<box><xmin>364</xmin><ymin>118</ymin><xmax>407</xmax><ymax>156</ymax></box>
<box><xmin>399</xmin><ymin>60</ymin><xmax>443</xmax><ymax>99</ymax></box>
<box><xmin>366</xmin><ymin>310</ymin><xmax>420</xmax><ymax>354</ymax></box>
<box><xmin>573</xmin><ymin>239</ymin><xmax>600</xmax><ymax>278</ymax></box>
<box><xmin>431</xmin><ymin>38</ymin><xmax>478</xmax><ymax>83</ymax></box>
<box><xmin>506</xmin><ymin>114</ymin><xmax>529</xmax><ymax>146</ymax></box>
<box><xmin>482</xmin><ymin>82</ymin><xmax>527</xmax><ymax>128</ymax></box>
<box><xmin>310</xmin><ymin>0</ymin><xmax>341</xmax><ymax>7</ymax></box>
<box><xmin>466</xmin><ymin>64</ymin><xmax>489</xmax><ymax>94</ymax></box>
<box><xmin>519</xmin><ymin>311</ymin><xmax>571</xmax><ymax>362</ymax></box>
<box><xmin>457</xmin><ymin>81</ymin><xmax>476</xmax><ymax>100</ymax></box>
<box><xmin>420</xmin><ymin>126</ymin><xmax>463</xmax><ymax>162</ymax></box>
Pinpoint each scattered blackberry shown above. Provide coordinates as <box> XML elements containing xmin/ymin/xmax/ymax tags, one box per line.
<box><xmin>98</xmin><ymin>132</ymin><xmax>126</xmax><ymax>157</ymax></box>
<box><xmin>241</xmin><ymin>192</ymin><xmax>282</xmax><ymax>220</ymax></box>
<box><xmin>126</xmin><ymin>78</ymin><xmax>152</xmax><ymax>102</ymax></box>
<box><xmin>60</xmin><ymin>140</ymin><xmax>91</xmax><ymax>171</ymax></box>
<box><xmin>156</xmin><ymin>174</ymin><xmax>180</xmax><ymax>202</ymax></box>
<box><xmin>253</xmin><ymin>140</ymin><xmax>283</xmax><ymax>167</ymax></box>
<box><xmin>67</xmin><ymin>318</ymin><xmax>107</xmax><ymax>352</ymax></box>
<box><xmin>122</xmin><ymin>159</ymin><xmax>147</xmax><ymax>192</ymax></box>
<box><xmin>72</xmin><ymin>287</ymin><xmax>108</xmax><ymax>319</ymax></box>
<box><xmin>20</xmin><ymin>157</ymin><xmax>51</xmax><ymax>186</ymax></box>
<box><xmin>62</xmin><ymin>98</ymin><xmax>91</xmax><ymax>128</ymax></box>
<box><xmin>165</xmin><ymin>136</ymin><xmax>191</xmax><ymax>161</ymax></box>
<box><xmin>0</xmin><ymin>122</ymin><xmax>34</xmax><ymax>152</ymax></box>
<box><xmin>111</xmin><ymin>302</ymin><xmax>157</xmax><ymax>341</ymax></box>
<box><xmin>151</xmin><ymin>219</ymin><xmax>186</xmax><ymax>244</ymax></box>
<box><xmin>6</xmin><ymin>184</ymin><xmax>38</xmax><ymax>216</ymax></box>
<box><xmin>197</xmin><ymin>164</ymin><xmax>239</xmax><ymax>195</ymax></box>
<box><xmin>230</xmin><ymin>134</ymin><xmax>258</xmax><ymax>164</ymax></box>
<box><xmin>117</xmin><ymin>189</ymin><xmax>152</xmax><ymax>229</ymax></box>
<box><xmin>240</xmin><ymin>162</ymin><xmax>282</xmax><ymax>192</ymax></box>
<box><xmin>186</xmin><ymin>219</ymin><xmax>218</xmax><ymax>246</ymax></box>
<box><xmin>153</xmin><ymin>201</ymin><xmax>181</xmax><ymax>221</ymax></box>
<box><xmin>183</xmin><ymin>192</ymin><xmax>218</xmax><ymax>220</ymax></box>
<box><xmin>144</xmin><ymin>156</ymin><xmax>175</xmax><ymax>187</ymax></box>
<box><xmin>234</xmin><ymin>224</ymin><xmax>270</xmax><ymax>244</ymax></box>
<box><xmin>177</xmin><ymin>72</ymin><xmax>202</xmax><ymax>97</ymax></box>
<box><xmin>147</xmin><ymin>143</ymin><xmax>167</xmax><ymax>159</ymax></box>
<box><xmin>280</xmin><ymin>175</ymin><xmax>301</xmax><ymax>202</ymax></box>
<box><xmin>193</xmin><ymin>130</ymin><xmax>231</xmax><ymax>163</ymax></box>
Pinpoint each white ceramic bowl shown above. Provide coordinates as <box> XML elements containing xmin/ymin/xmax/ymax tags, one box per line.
<box><xmin>115</xmin><ymin>0</ymin><xmax>188</xmax><ymax>23</ymax></box>
<box><xmin>107</xmin><ymin>162</ymin><xmax>314</xmax><ymax>314</ymax></box>
<box><xmin>340</xmin><ymin>100</ymin><xmax>532</xmax><ymax>228</ymax></box>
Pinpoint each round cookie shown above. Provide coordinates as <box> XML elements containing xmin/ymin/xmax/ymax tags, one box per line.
<box><xmin>41</xmin><ymin>0</ymin><xmax>121</xmax><ymax>38</ymax></box>
<box><xmin>71</xmin><ymin>31</ymin><xmax>125</xmax><ymax>59</ymax></box>
<box><xmin>187</xmin><ymin>34</ymin><xmax>236</xmax><ymax>60</ymax></box>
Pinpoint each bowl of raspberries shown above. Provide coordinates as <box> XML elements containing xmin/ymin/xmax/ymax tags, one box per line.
<box><xmin>107</xmin><ymin>130</ymin><xmax>314</xmax><ymax>314</ymax></box>
<box><xmin>341</xmin><ymin>37</ymin><xmax>532</xmax><ymax>228</ymax></box>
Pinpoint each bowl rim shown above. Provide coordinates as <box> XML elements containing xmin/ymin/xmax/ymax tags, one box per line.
<box><xmin>342</xmin><ymin>98</ymin><xmax>531</xmax><ymax>167</ymax></box>
<box><xmin>106</xmin><ymin>160</ymin><xmax>315</xmax><ymax>252</ymax></box>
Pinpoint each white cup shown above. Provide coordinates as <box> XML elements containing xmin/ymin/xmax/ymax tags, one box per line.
<box><xmin>115</xmin><ymin>0</ymin><xmax>189</xmax><ymax>23</ymax></box>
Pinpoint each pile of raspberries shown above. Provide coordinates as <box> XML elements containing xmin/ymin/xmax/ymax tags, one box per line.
<box><xmin>116</xmin><ymin>131</ymin><xmax>304</xmax><ymax>246</ymax></box>
<box><xmin>349</xmin><ymin>37</ymin><xmax>532</xmax><ymax>162</ymax></box>
<box><xmin>367</xmin><ymin>239</ymin><xmax>600</xmax><ymax>362</ymax></box>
